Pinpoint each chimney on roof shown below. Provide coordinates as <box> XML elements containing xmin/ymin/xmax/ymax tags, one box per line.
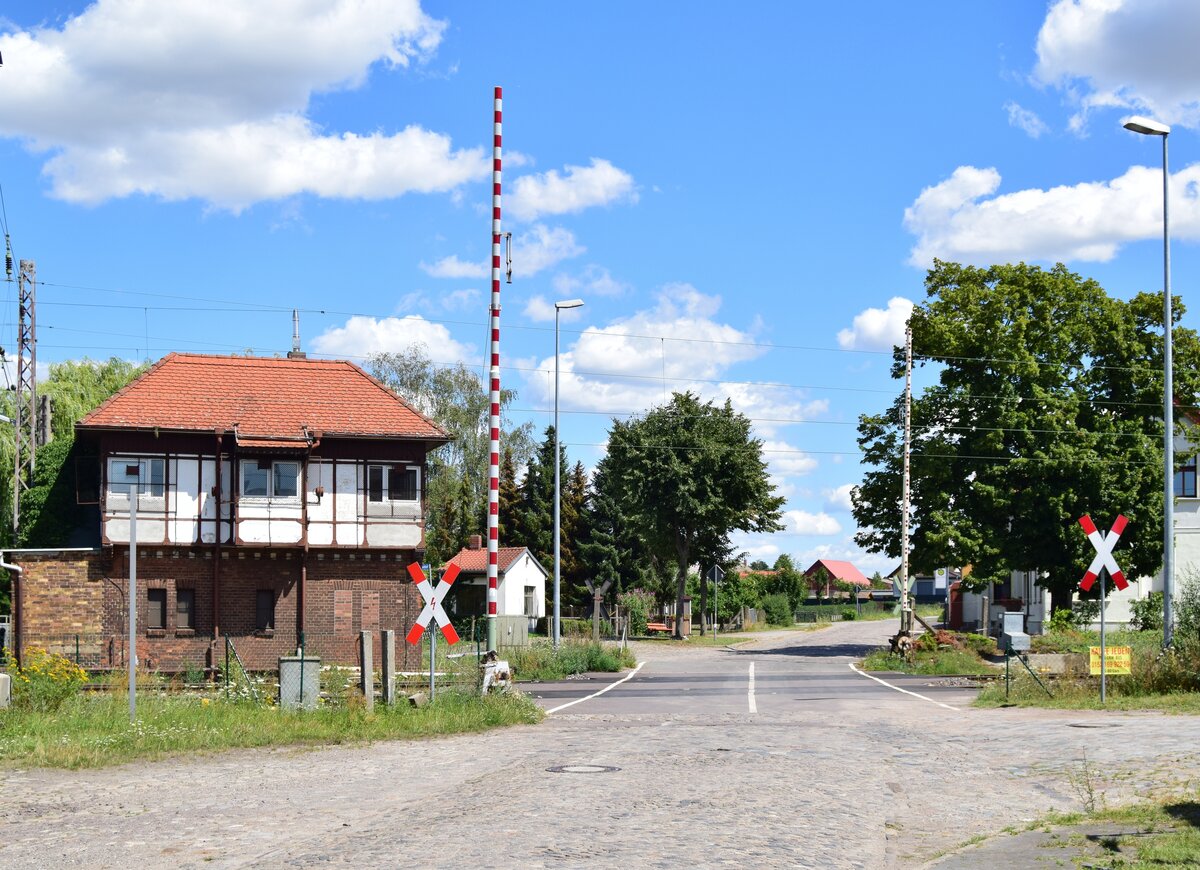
<box><xmin>468</xmin><ymin>534</ymin><xmax>482</xmax><ymax>550</ymax></box>
<box><xmin>287</xmin><ymin>309</ymin><xmax>306</xmax><ymax>359</ymax></box>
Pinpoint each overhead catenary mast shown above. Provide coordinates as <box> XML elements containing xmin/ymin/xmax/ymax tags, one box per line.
<box><xmin>14</xmin><ymin>259</ymin><xmax>36</xmax><ymax>535</ymax></box>
<box><xmin>486</xmin><ymin>87</ymin><xmax>503</xmax><ymax>653</ymax></box>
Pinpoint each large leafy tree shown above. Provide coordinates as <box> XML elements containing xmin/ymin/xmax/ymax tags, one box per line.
<box><xmin>853</xmin><ymin>261</ymin><xmax>1200</xmax><ymax>611</ymax></box>
<box><xmin>598</xmin><ymin>391</ymin><xmax>784</xmax><ymax>636</ymax></box>
<box><xmin>369</xmin><ymin>346</ymin><xmax>533</xmax><ymax>564</ymax></box>
<box><xmin>1</xmin><ymin>358</ymin><xmax>148</xmax><ymax>608</ymax></box>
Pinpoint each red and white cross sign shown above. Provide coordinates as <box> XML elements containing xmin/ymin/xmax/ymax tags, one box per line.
<box><xmin>405</xmin><ymin>562</ymin><xmax>461</xmax><ymax>646</ymax></box>
<box><xmin>1078</xmin><ymin>514</ymin><xmax>1129</xmax><ymax>592</ymax></box>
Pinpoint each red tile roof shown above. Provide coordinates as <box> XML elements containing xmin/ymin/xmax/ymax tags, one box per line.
<box><xmin>78</xmin><ymin>353</ymin><xmax>449</xmax><ymax>442</ymax></box>
<box><xmin>446</xmin><ymin>546</ymin><xmax>534</xmax><ymax>574</ymax></box>
<box><xmin>804</xmin><ymin>559</ymin><xmax>870</xmax><ymax>587</ymax></box>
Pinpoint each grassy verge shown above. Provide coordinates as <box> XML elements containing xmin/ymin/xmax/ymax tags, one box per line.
<box><xmin>975</xmin><ymin>671</ymin><xmax>1200</xmax><ymax>712</ymax></box>
<box><xmin>974</xmin><ymin>799</ymin><xmax>1200</xmax><ymax>868</ymax></box>
<box><xmin>0</xmin><ymin>689</ymin><xmax>543</xmax><ymax>770</ymax></box>
<box><xmin>506</xmin><ymin>640</ymin><xmax>637</xmax><ymax>681</ymax></box>
<box><xmin>861</xmin><ymin>647</ymin><xmax>998</xmax><ymax>676</ymax></box>
<box><xmin>1045</xmin><ymin>800</ymin><xmax>1200</xmax><ymax>868</ymax></box>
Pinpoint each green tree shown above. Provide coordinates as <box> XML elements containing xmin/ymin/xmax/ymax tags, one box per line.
<box><xmin>1</xmin><ymin>358</ymin><xmax>147</xmax><ymax>609</ymax></box>
<box><xmin>578</xmin><ymin>462</ymin><xmax>642</xmax><ymax>599</ymax></box>
<box><xmin>516</xmin><ymin>426</ymin><xmax>556</xmax><ymax>570</ymax></box>
<box><xmin>497</xmin><ymin>446</ymin><xmax>520</xmax><ymax>545</ymax></box>
<box><xmin>562</xmin><ymin>460</ymin><xmax>589</xmax><ymax>605</ymax></box>
<box><xmin>764</xmin><ymin>554</ymin><xmax>807</xmax><ymax>610</ymax></box>
<box><xmin>808</xmin><ymin>565</ymin><xmax>834</xmax><ymax>601</ymax></box>
<box><xmin>598</xmin><ymin>391</ymin><xmax>784</xmax><ymax>637</ymax></box>
<box><xmin>853</xmin><ymin>261</ymin><xmax>1200</xmax><ymax>612</ymax></box>
<box><xmin>368</xmin><ymin>346</ymin><xmax>533</xmax><ymax>564</ymax></box>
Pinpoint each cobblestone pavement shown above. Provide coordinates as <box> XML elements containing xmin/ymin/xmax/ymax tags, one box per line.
<box><xmin>3</xmin><ymin>619</ymin><xmax>1200</xmax><ymax>869</ymax></box>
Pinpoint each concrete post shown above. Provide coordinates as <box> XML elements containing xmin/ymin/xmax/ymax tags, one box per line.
<box><xmin>0</xmin><ymin>672</ymin><xmax>10</xmax><ymax>708</ymax></box>
<box><xmin>359</xmin><ymin>630</ymin><xmax>374</xmax><ymax>712</ymax></box>
<box><xmin>381</xmin><ymin>629</ymin><xmax>396</xmax><ymax>706</ymax></box>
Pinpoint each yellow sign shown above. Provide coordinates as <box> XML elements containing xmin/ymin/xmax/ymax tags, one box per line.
<box><xmin>1090</xmin><ymin>646</ymin><xmax>1132</xmax><ymax>675</ymax></box>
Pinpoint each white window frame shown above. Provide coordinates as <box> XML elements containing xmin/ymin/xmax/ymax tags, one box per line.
<box><xmin>241</xmin><ymin>459</ymin><xmax>300</xmax><ymax>502</ymax></box>
<box><xmin>366</xmin><ymin>464</ymin><xmax>420</xmax><ymax>504</ymax></box>
<box><xmin>107</xmin><ymin>456</ymin><xmax>167</xmax><ymax>512</ymax></box>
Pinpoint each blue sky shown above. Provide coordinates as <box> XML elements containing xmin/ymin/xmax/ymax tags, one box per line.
<box><xmin>0</xmin><ymin>0</ymin><xmax>1197</xmax><ymax>574</ymax></box>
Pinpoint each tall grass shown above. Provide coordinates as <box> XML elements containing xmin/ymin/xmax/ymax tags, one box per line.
<box><xmin>0</xmin><ymin>689</ymin><xmax>542</xmax><ymax>770</ymax></box>
<box><xmin>506</xmin><ymin>640</ymin><xmax>636</xmax><ymax>682</ymax></box>
<box><xmin>862</xmin><ymin>647</ymin><xmax>997</xmax><ymax>675</ymax></box>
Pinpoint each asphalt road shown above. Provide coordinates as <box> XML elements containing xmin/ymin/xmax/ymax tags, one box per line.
<box><xmin>528</xmin><ymin>620</ymin><xmax>981</xmax><ymax>716</ymax></box>
<box><xmin>5</xmin><ymin>619</ymin><xmax>1200</xmax><ymax>869</ymax></box>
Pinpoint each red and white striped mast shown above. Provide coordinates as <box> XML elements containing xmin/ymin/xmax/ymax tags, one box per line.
<box><xmin>486</xmin><ymin>86</ymin><xmax>503</xmax><ymax>652</ymax></box>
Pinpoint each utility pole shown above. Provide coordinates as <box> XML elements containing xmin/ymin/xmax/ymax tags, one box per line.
<box><xmin>13</xmin><ymin>260</ymin><xmax>35</xmax><ymax>536</ymax></box>
<box><xmin>900</xmin><ymin>323</ymin><xmax>913</xmax><ymax>635</ymax></box>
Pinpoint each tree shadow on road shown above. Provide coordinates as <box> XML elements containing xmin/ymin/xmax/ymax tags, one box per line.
<box><xmin>725</xmin><ymin>642</ymin><xmax>880</xmax><ymax>659</ymax></box>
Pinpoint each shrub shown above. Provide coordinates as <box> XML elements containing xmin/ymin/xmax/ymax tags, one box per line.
<box><xmin>1073</xmin><ymin>598</ymin><xmax>1102</xmax><ymax>626</ymax></box>
<box><xmin>5</xmin><ymin>646</ymin><xmax>89</xmax><ymax>712</ymax></box>
<box><xmin>1176</xmin><ymin>570</ymin><xmax>1200</xmax><ymax>645</ymax></box>
<box><xmin>961</xmin><ymin>632</ymin><xmax>998</xmax><ymax>657</ymax></box>
<box><xmin>1129</xmin><ymin>591</ymin><xmax>1164</xmax><ymax>632</ymax></box>
<box><xmin>617</xmin><ymin>588</ymin><xmax>654</xmax><ymax>636</ymax></box>
<box><xmin>1047</xmin><ymin>608</ymin><xmax>1076</xmax><ymax>633</ymax></box>
<box><xmin>507</xmin><ymin>640</ymin><xmax>635</xmax><ymax>681</ymax></box>
<box><xmin>840</xmin><ymin>608</ymin><xmax>857</xmax><ymax>621</ymax></box>
<box><xmin>761</xmin><ymin>593</ymin><xmax>792</xmax><ymax>626</ymax></box>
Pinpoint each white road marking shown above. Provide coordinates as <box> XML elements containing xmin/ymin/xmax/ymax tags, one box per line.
<box><xmin>748</xmin><ymin>662</ymin><xmax>757</xmax><ymax>714</ymax></box>
<box><xmin>545</xmin><ymin>661</ymin><xmax>646</xmax><ymax>715</ymax></box>
<box><xmin>848</xmin><ymin>662</ymin><xmax>961</xmax><ymax>712</ymax></box>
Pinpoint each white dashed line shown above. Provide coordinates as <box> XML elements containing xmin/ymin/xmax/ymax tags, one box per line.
<box><xmin>748</xmin><ymin>662</ymin><xmax>757</xmax><ymax>714</ymax></box>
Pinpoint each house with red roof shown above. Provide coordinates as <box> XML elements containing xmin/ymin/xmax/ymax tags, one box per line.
<box><xmin>444</xmin><ymin>536</ymin><xmax>547</xmax><ymax>631</ymax></box>
<box><xmin>803</xmin><ymin>559</ymin><xmax>870</xmax><ymax>599</ymax></box>
<box><xmin>10</xmin><ymin>352</ymin><xmax>449</xmax><ymax>671</ymax></box>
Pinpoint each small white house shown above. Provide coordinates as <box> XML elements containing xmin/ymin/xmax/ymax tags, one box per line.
<box><xmin>445</xmin><ymin>537</ymin><xmax>548</xmax><ymax>630</ymax></box>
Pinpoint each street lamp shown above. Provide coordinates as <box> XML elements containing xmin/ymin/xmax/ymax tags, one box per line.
<box><xmin>1123</xmin><ymin>114</ymin><xmax>1174</xmax><ymax>646</ymax></box>
<box><xmin>553</xmin><ymin>298</ymin><xmax>584</xmax><ymax>650</ymax></box>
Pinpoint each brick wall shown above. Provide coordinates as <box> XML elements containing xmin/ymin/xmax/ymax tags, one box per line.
<box><xmin>17</xmin><ymin>547</ymin><xmax>424</xmax><ymax>671</ymax></box>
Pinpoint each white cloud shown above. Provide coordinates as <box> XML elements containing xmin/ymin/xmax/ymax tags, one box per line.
<box><xmin>1004</xmin><ymin>101</ymin><xmax>1050</xmax><ymax>138</ymax></box>
<box><xmin>1036</xmin><ymin>0</ymin><xmax>1200</xmax><ymax>130</ymax></box>
<box><xmin>762</xmin><ymin>440</ymin><xmax>818</xmax><ymax>478</ymax></box>
<box><xmin>311</xmin><ymin>314</ymin><xmax>473</xmax><ymax>362</ymax></box>
<box><xmin>523</xmin><ymin>294</ymin><xmax>585</xmax><ymax>323</ymax></box>
<box><xmin>531</xmin><ymin>283</ymin><xmax>764</xmax><ymax>413</ymax></box>
<box><xmin>0</xmin><ymin>0</ymin><xmax>489</xmax><ymax>208</ymax></box>
<box><xmin>421</xmin><ymin>255</ymin><xmax>488</xmax><ymax>279</ymax></box>
<box><xmin>903</xmin><ymin>164</ymin><xmax>1200</xmax><ymax>267</ymax></box>
<box><xmin>782</xmin><ymin>510</ymin><xmax>842</xmax><ymax>536</ymax></box>
<box><xmin>740</xmin><ymin>543</ymin><xmax>781</xmax><ymax>563</ymax></box>
<box><xmin>395</xmin><ymin>287</ymin><xmax>480</xmax><ymax>313</ymax></box>
<box><xmin>837</xmin><ymin>297</ymin><xmax>913</xmax><ymax>351</ymax></box>
<box><xmin>512</xmin><ymin>225</ymin><xmax>585</xmax><ymax>276</ymax></box>
<box><xmin>509</xmin><ymin>158</ymin><xmax>638</xmax><ymax>222</ymax></box>
<box><xmin>441</xmin><ymin>288</ymin><xmax>482</xmax><ymax>310</ymax></box>
<box><xmin>823</xmin><ymin>484</ymin><xmax>856</xmax><ymax>512</ymax></box>
<box><xmin>553</xmin><ymin>265</ymin><xmax>630</xmax><ymax>298</ymax></box>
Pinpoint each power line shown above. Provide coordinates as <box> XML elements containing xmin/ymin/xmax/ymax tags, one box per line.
<box><xmin>567</xmin><ymin>440</ymin><xmax>1161</xmax><ymax>467</ymax></box>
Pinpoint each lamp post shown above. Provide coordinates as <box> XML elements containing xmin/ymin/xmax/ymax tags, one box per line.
<box><xmin>553</xmin><ymin>298</ymin><xmax>584</xmax><ymax>650</ymax></box>
<box><xmin>1123</xmin><ymin>114</ymin><xmax>1174</xmax><ymax>647</ymax></box>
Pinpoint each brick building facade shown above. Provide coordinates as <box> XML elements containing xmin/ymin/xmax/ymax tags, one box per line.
<box><xmin>11</xmin><ymin>353</ymin><xmax>448</xmax><ymax>671</ymax></box>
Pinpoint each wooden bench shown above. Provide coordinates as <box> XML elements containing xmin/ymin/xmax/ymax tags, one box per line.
<box><xmin>645</xmin><ymin>622</ymin><xmax>671</xmax><ymax>634</ymax></box>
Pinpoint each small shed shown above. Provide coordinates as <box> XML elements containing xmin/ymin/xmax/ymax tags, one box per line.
<box><xmin>444</xmin><ymin>536</ymin><xmax>548</xmax><ymax>630</ymax></box>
